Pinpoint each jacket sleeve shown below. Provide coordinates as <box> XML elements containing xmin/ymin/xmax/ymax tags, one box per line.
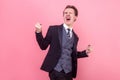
<box><xmin>35</xmin><ymin>26</ymin><xmax>52</xmax><ymax>50</ymax></box>
<box><xmin>77</xmin><ymin>50</ymin><xmax>88</xmax><ymax>58</ymax></box>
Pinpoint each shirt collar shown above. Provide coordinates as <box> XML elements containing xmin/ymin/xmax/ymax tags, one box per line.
<box><xmin>63</xmin><ymin>23</ymin><xmax>73</xmax><ymax>31</ymax></box>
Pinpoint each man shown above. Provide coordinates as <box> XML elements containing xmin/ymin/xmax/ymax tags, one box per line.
<box><xmin>35</xmin><ymin>5</ymin><xmax>91</xmax><ymax>80</ymax></box>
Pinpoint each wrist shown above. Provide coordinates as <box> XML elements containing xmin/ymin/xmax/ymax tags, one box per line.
<box><xmin>36</xmin><ymin>30</ymin><xmax>41</xmax><ymax>33</ymax></box>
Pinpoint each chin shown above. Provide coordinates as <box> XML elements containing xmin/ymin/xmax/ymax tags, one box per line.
<box><xmin>66</xmin><ymin>24</ymin><xmax>71</xmax><ymax>26</ymax></box>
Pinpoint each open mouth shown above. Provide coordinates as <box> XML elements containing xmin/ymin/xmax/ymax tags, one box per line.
<box><xmin>66</xmin><ymin>16</ymin><xmax>71</xmax><ymax>21</ymax></box>
<box><xmin>66</xmin><ymin>18</ymin><xmax>70</xmax><ymax>21</ymax></box>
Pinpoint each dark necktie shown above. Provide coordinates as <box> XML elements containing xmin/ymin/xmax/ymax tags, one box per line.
<box><xmin>67</xmin><ymin>28</ymin><xmax>70</xmax><ymax>37</ymax></box>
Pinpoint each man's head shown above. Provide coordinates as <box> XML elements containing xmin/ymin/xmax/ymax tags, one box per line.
<box><xmin>63</xmin><ymin>5</ymin><xmax>78</xmax><ymax>27</ymax></box>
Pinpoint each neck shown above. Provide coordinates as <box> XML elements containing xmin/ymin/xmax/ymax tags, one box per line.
<box><xmin>66</xmin><ymin>24</ymin><xmax>73</xmax><ymax>28</ymax></box>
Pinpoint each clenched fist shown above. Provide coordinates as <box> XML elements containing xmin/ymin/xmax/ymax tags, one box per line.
<box><xmin>86</xmin><ymin>45</ymin><xmax>92</xmax><ymax>54</ymax></box>
<box><xmin>35</xmin><ymin>22</ymin><xmax>42</xmax><ymax>33</ymax></box>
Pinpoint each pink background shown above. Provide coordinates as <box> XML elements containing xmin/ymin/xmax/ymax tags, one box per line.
<box><xmin>0</xmin><ymin>0</ymin><xmax>120</xmax><ymax>80</ymax></box>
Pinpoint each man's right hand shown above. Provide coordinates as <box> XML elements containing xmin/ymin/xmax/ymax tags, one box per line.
<box><xmin>35</xmin><ymin>22</ymin><xmax>42</xmax><ymax>33</ymax></box>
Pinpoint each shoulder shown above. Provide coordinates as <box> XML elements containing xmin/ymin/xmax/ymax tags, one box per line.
<box><xmin>47</xmin><ymin>24</ymin><xmax>63</xmax><ymax>32</ymax></box>
<box><xmin>49</xmin><ymin>24</ymin><xmax>63</xmax><ymax>29</ymax></box>
<box><xmin>48</xmin><ymin>25</ymin><xmax>63</xmax><ymax>32</ymax></box>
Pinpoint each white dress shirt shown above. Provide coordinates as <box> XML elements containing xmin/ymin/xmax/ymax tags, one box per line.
<box><xmin>63</xmin><ymin>23</ymin><xmax>73</xmax><ymax>38</ymax></box>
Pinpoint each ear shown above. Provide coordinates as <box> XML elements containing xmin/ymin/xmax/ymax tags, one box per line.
<box><xmin>74</xmin><ymin>16</ymin><xmax>77</xmax><ymax>22</ymax></box>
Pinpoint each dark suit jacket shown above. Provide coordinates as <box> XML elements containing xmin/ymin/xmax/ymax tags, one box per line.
<box><xmin>35</xmin><ymin>24</ymin><xmax>88</xmax><ymax>78</ymax></box>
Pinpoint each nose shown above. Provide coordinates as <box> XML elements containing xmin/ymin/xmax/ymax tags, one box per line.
<box><xmin>67</xmin><ymin>12</ymin><xmax>70</xmax><ymax>15</ymax></box>
<box><xmin>66</xmin><ymin>13</ymin><xmax>71</xmax><ymax>16</ymax></box>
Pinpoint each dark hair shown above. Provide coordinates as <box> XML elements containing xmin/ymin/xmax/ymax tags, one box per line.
<box><xmin>63</xmin><ymin>5</ymin><xmax>78</xmax><ymax>16</ymax></box>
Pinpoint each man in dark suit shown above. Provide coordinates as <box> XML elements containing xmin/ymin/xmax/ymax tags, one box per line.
<box><xmin>35</xmin><ymin>5</ymin><xmax>91</xmax><ymax>80</ymax></box>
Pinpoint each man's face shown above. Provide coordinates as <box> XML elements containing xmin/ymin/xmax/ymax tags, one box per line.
<box><xmin>63</xmin><ymin>8</ymin><xmax>77</xmax><ymax>27</ymax></box>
